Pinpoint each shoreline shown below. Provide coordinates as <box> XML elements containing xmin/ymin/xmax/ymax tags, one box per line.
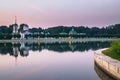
<box><xmin>0</xmin><ymin>38</ymin><xmax>117</xmax><ymax>43</ymax></box>
<box><xmin>94</xmin><ymin>48</ymin><xmax>120</xmax><ymax>80</ymax></box>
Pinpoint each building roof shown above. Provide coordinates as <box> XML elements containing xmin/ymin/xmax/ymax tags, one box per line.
<box><xmin>69</xmin><ymin>28</ymin><xmax>77</xmax><ymax>35</ymax></box>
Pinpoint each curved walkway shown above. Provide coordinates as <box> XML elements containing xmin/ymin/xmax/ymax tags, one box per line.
<box><xmin>94</xmin><ymin>48</ymin><xmax>120</xmax><ymax>80</ymax></box>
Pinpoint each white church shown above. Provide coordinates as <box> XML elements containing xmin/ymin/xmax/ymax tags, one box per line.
<box><xmin>12</xmin><ymin>17</ymin><xmax>31</xmax><ymax>39</ymax></box>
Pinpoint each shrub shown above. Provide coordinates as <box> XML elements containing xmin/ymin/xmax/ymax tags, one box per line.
<box><xmin>111</xmin><ymin>40</ymin><xmax>120</xmax><ymax>54</ymax></box>
<box><xmin>102</xmin><ymin>40</ymin><xmax>120</xmax><ymax>60</ymax></box>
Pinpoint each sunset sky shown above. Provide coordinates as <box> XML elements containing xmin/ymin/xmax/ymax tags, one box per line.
<box><xmin>0</xmin><ymin>0</ymin><xmax>120</xmax><ymax>28</ymax></box>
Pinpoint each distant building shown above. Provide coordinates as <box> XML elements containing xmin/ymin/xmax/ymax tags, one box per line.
<box><xmin>13</xmin><ymin>24</ymin><xmax>19</xmax><ymax>34</ymax></box>
<box><xmin>19</xmin><ymin>24</ymin><xmax>31</xmax><ymax>39</ymax></box>
<box><xmin>11</xmin><ymin>17</ymin><xmax>32</xmax><ymax>39</ymax></box>
<box><xmin>69</xmin><ymin>28</ymin><xmax>77</xmax><ymax>35</ymax></box>
<box><xmin>12</xmin><ymin>16</ymin><xmax>19</xmax><ymax>34</ymax></box>
<box><xmin>59</xmin><ymin>32</ymin><xmax>67</xmax><ymax>35</ymax></box>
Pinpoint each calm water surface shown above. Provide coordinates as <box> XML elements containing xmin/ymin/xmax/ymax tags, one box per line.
<box><xmin>0</xmin><ymin>41</ymin><xmax>111</xmax><ymax>80</ymax></box>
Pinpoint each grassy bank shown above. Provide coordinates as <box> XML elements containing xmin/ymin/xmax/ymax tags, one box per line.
<box><xmin>102</xmin><ymin>40</ymin><xmax>120</xmax><ymax>61</ymax></box>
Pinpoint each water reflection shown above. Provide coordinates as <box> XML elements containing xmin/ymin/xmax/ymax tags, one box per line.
<box><xmin>0</xmin><ymin>41</ymin><xmax>111</xmax><ymax>58</ymax></box>
<box><xmin>0</xmin><ymin>41</ymin><xmax>112</xmax><ymax>80</ymax></box>
<box><xmin>94</xmin><ymin>62</ymin><xmax>115</xmax><ymax>80</ymax></box>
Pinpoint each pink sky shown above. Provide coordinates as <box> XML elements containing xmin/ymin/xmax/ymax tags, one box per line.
<box><xmin>0</xmin><ymin>0</ymin><xmax>120</xmax><ymax>28</ymax></box>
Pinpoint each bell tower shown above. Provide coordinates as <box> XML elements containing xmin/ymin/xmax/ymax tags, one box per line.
<box><xmin>13</xmin><ymin>16</ymin><xmax>18</xmax><ymax>34</ymax></box>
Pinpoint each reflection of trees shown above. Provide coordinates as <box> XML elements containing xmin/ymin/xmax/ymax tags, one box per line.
<box><xmin>43</xmin><ymin>42</ymin><xmax>111</xmax><ymax>52</ymax></box>
<box><xmin>0</xmin><ymin>41</ymin><xmax>111</xmax><ymax>57</ymax></box>
<box><xmin>0</xmin><ymin>43</ymin><xmax>13</xmax><ymax>55</ymax></box>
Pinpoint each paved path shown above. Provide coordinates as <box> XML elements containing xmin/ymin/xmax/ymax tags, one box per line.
<box><xmin>0</xmin><ymin>38</ymin><xmax>117</xmax><ymax>43</ymax></box>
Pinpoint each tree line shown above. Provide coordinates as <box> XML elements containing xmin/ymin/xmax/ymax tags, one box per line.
<box><xmin>0</xmin><ymin>24</ymin><xmax>120</xmax><ymax>39</ymax></box>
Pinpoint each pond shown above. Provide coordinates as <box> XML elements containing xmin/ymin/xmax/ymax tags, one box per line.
<box><xmin>0</xmin><ymin>41</ymin><xmax>111</xmax><ymax>80</ymax></box>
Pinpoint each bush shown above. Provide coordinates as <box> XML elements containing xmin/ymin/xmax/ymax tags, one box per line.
<box><xmin>102</xmin><ymin>40</ymin><xmax>120</xmax><ymax>60</ymax></box>
<box><xmin>111</xmin><ymin>40</ymin><xmax>120</xmax><ymax>54</ymax></box>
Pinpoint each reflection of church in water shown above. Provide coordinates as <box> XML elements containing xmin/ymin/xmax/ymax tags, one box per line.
<box><xmin>11</xmin><ymin>42</ymin><xmax>30</xmax><ymax>65</ymax></box>
<box><xmin>12</xmin><ymin>42</ymin><xmax>29</xmax><ymax>58</ymax></box>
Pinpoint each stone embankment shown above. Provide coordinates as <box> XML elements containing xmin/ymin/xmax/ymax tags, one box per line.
<box><xmin>94</xmin><ymin>49</ymin><xmax>120</xmax><ymax>80</ymax></box>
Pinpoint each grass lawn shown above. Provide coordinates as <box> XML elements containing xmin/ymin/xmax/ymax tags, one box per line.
<box><xmin>102</xmin><ymin>40</ymin><xmax>120</xmax><ymax>61</ymax></box>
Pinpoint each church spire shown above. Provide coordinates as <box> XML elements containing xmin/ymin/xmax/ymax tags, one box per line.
<box><xmin>12</xmin><ymin>16</ymin><xmax>19</xmax><ymax>34</ymax></box>
<box><xmin>15</xmin><ymin>16</ymin><xmax>17</xmax><ymax>24</ymax></box>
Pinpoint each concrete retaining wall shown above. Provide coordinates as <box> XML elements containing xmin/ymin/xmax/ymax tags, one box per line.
<box><xmin>94</xmin><ymin>49</ymin><xmax>120</xmax><ymax>79</ymax></box>
<box><xmin>94</xmin><ymin>62</ymin><xmax>115</xmax><ymax>80</ymax></box>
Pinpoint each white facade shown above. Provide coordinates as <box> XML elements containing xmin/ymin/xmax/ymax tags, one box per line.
<box><xmin>20</xmin><ymin>25</ymin><xmax>31</xmax><ymax>39</ymax></box>
<box><xmin>13</xmin><ymin>24</ymin><xmax>19</xmax><ymax>34</ymax></box>
<box><xmin>20</xmin><ymin>31</ymin><xmax>31</xmax><ymax>39</ymax></box>
<box><xmin>23</xmin><ymin>25</ymin><xmax>29</xmax><ymax>31</ymax></box>
<box><xmin>13</xmin><ymin>16</ymin><xmax>19</xmax><ymax>34</ymax></box>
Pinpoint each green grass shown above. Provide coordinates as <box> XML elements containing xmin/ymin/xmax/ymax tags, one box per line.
<box><xmin>102</xmin><ymin>40</ymin><xmax>120</xmax><ymax>61</ymax></box>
